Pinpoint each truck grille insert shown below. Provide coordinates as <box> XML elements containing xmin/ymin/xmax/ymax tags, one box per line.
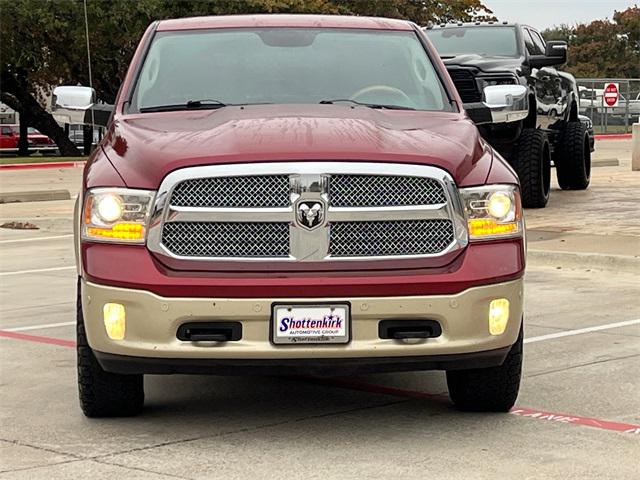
<box><xmin>162</xmin><ymin>222</ymin><xmax>290</xmax><ymax>257</ymax></box>
<box><xmin>329</xmin><ymin>220</ymin><xmax>455</xmax><ymax>257</ymax></box>
<box><xmin>149</xmin><ymin>163</ymin><xmax>466</xmax><ymax>265</ymax></box>
<box><xmin>447</xmin><ymin>68</ymin><xmax>482</xmax><ymax>103</ymax></box>
<box><xmin>170</xmin><ymin>175</ymin><xmax>290</xmax><ymax>208</ymax></box>
<box><xmin>329</xmin><ymin>175</ymin><xmax>446</xmax><ymax>207</ymax></box>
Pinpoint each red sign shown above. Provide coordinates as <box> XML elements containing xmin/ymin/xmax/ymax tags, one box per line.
<box><xmin>603</xmin><ymin>82</ymin><xmax>619</xmax><ymax>107</ymax></box>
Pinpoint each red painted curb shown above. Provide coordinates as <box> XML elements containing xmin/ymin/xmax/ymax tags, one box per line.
<box><xmin>594</xmin><ymin>133</ymin><xmax>632</xmax><ymax>140</ymax></box>
<box><xmin>0</xmin><ymin>161</ymin><xmax>86</xmax><ymax>170</ymax></box>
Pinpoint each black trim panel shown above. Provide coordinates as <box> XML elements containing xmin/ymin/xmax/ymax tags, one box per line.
<box><xmin>95</xmin><ymin>346</ymin><xmax>511</xmax><ymax>377</ymax></box>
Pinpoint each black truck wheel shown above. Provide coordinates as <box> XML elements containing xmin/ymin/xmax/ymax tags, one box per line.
<box><xmin>510</xmin><ymin>129</ymin><xmax>551</xmax><ymax>208</ymax></box>
<box><xmin>77</xmin><ymin>280</ymin><xmax>144</xmax><ymax>417</ymax></box>
<box><xmin>556</xmin><ymin>121</ymin><xmax>591</xmax><ymax>190</ymax></box>
<box><xmin>446</xmin><ymin>327</ymin><xmax>523</xmax><ymax>412</ymax></box>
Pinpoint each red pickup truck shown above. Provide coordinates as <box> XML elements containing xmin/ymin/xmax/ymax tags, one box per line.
<box><xmin>64</xmin><ymin>15</ymin><xmax>526</xmax><ymax>417</ymax></box>
<box><xmin>0</xmin><ymin>124</ymin><xmax>57</xmax><ymax>154</ymax></box>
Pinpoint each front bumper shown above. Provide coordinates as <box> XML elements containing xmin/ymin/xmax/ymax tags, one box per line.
<box><xmin>81</xmin><ymin>277</ymin><xmax>523</xmax><ymax>374</ymax></box>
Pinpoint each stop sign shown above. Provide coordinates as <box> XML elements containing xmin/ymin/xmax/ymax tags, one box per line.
<box><xmin>603</xmin><ymin>82</ymin><xmax>619</xmax><ymax>108</ymax></box>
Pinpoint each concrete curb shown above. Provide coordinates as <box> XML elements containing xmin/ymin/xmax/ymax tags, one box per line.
<box><xmin>528</xmin><ymin>249</ymin><xmax>640</xmax><ymax>273</ymax></box>
<box><xmin>0</xmin><ymin>161</ymin><xmax>86</xmax><ymax>170</ymax></box>
<box><xmin>0</xmin><ymin>190</ymin><xmax>71</xmax><ymax>204</ymax></box>
<box><xmin>592</xmin><ymin>158</ymin><xmax>619</xmax><ymax>167</ymax></box>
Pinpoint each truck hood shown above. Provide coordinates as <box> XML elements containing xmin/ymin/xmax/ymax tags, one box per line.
<box><xmin>100</xmin><ymin>104</ymin><xmax>491</xmax><ymax>189</ymax></box>
<box><xmin>441</xmin><ymin>54</ymin><xmax>523</xmax><ymax>74</ymax></box>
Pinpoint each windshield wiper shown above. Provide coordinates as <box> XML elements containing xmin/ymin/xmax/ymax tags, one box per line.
<box><xmin>139</xmin><ymin>99</ymin><xmax>227</xmax><ymax>113</ymax></box>
<box><xmin>319</xmin><ymin>99</ymin><xmax>415</xmax><ymax>110</ymax></box>
<box><xmin>139</xmin><ymin>100</ymin><xmax>277</xmax><ymax>113</ymax></box>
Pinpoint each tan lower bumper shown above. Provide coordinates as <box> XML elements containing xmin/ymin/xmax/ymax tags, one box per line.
<box><xmin>81</xmin><ymin>278</ymin><xmax>523</xmax><ymax>359</ymax></box>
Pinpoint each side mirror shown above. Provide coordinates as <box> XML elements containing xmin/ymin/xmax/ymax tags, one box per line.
<box><xmin>52</xmin><ymin>86</ymin><xmax>96</xmax><ymax>110</ymax></box>
<box><xmin>545</xmin><ymin>41</ymin><xmax>568</xmax><ymax>64</ymax></box>
<box><xmin>529</xmin><ymin>41</ymin><xmax>567</xmax><ymax>68</ymax></box>
<box><xmin>465</xmin><ymin>85</ymin><xmax>528</xmax><ymax>125</ymax></box>
<box><xmin>52</xmin><ymin>85</ymin><xmax>113</xmax><ymax>127</ymax></box>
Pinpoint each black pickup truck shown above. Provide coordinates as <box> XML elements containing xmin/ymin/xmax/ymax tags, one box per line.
<box><xmin>426</xmin><ymin>22</ymin><xmax>591</xmax><ymax>208</ymax></box>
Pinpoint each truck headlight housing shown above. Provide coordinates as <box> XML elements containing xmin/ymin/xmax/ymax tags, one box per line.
<box><xmin>82</xmin><ymin>188</ymin><xmax>155</xmax><ymax>243</ymax></box>
<box><xmin>459</xmin><ymin>185</ymin><xmax>523</xmax><ymax>240</ymax></box>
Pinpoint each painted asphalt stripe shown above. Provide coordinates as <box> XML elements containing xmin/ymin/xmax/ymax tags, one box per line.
<box><xmin>0</xmin><ymin>330</ymin><xmax>76</xmax><ymax>348</ymax></box>
<box><xmin>0</xmin><ymin>266</ymin><xmax>76</xmax><ymax>276</ymax></box>
<box><xmin>509</xmin><ymin>407</ymin><xmax>640</xmax><ymax>434</ymax></box>
<box><xmin>0</xmin><ymin>330</ymin><xmax>638</xmax><ymax>435</ymax></box>
<box><xmin>0</xmin><ymin>234</ymin><xmax>73</xmax><ymax>244</ymax></box>
<box><xmin>4</xmin><ymin>321</ymin><xmax>76</xmax><ymax>332</ymax></box>
<box><xmin>524</xmin><ymin>319</ymin><xmax>640</xmax><ymax>344</ymax></box>
<box><xmin>310</xmin><ymin>377</ymin><xmax>640</xmax><ymax>435</ymax></box>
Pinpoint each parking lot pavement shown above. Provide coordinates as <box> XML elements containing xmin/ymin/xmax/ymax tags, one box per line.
<box><xmin>0</xmin><ymin>166</ymin><xmax>82</xmax><ymax>196</ymax></box>
<box><xmin>1</xmin><ymin>139</ymin><xmax>639</xmax><ymax>479</ymax></box>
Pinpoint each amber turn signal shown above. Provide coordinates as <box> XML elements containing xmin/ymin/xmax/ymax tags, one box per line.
<box><xmin>468</xmin><ymin>219</ymin><xmax>519</xmax><ymax>237</ymax></box>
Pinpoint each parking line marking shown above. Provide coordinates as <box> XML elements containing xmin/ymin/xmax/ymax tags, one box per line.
<box><xmin>0</xmin><ymin>235</ymin><xmax>73</xmax><ymax>244</ymax></box>
<box><xmin>4</xmin><ymin>321</ymin><xmax>75</xmax><ymax>332</ymax></box>
<box><xmin>509</xmin><ymin>407</ymin><xmax>640</xmax><ymax>434</ymax></box>
<box><xmin>0</xmin><ymin>330</ymin><xmax>76</xmax><ymax>348</ymax></box>
<box><xmin>524</xmin><ymin>319</ymin><xmax>640</xmax><ymax>344</ymax></box>
<box><xmin>310</xmin><ymin>377</ymin><xmax>640</xmax><ymax>435</ymax></box>
<box><xmin>0</xmin><ymin>330</ymin><xmax>638</xmax><ymax>435</ymax></box>
<box><xmin>0</xmin><ymin>266</ymin><xmax>76</xmax><ymax>276</ymax></box>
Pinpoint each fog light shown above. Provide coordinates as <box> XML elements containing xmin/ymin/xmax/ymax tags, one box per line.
<box><xmin>489</xmin><ymin>298</ymin><xmax>509</xmax><ymax>335</ymax></box>
<box><xmin>103</xmin><ymin>303</ymin><xmax>126</xmax><ymax>340</ymax></box>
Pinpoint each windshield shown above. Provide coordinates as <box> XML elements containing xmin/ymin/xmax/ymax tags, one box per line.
<box><xmin>130</xmin><ymin>28</ymin><xmax>452</xmax><ymax>112</ymax></box>
<box><xmin>426</xmin><ymin>27</ymin><xmax>519</xmax><ymax>58</ymax></box>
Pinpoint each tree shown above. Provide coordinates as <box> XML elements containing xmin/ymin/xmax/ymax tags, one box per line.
<box><xmin>0</xmin><ymin>0</ymin><xmax>493</xmax><ymax>156</ymax></box>
<box><xmin>542</xmin><ymin>6</ymin><xmax>640</xmax><ymax>78</ymax></box>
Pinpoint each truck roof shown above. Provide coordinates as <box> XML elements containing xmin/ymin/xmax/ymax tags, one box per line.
<box><xmin>426</xmin><ymin>22</ymin><xmax>524</xmax><ymax>30</ymax></box>
<box><xmin>157</xmin><ymin>14</ymin><xmax>415</xmax><ymax>32</ymax></box>
<box><xmin>426</xmin><ymin>21</ymin><xmax>545</xmax><ymax>33</ymax></box>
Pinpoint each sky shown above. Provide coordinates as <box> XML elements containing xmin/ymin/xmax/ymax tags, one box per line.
<box><xmin>483</xmin><ymin>0</ymin><xmax>637</xmax><ymax>30</ymax></box>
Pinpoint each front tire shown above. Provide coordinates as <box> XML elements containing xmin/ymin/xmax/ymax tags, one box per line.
<box><xmin>556</xmin><ymin>121</ymin><xmax>591</xmax><ymax>190</ymax></box>
<box><xmin>510</xmin><ymin>129</ymin><xmax>551</xmax><ymax>208</ymax></box>
<box><xmin>446</xmin><ymin>328</ymin><xmax>523</xmax><ymax>412</ymax></box>
<box><xmin>77</xmin><ymin>280</ymin><xmax>144</xmax><ymax>417</ymax></box>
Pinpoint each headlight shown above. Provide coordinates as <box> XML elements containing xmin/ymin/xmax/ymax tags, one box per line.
<box><xmin>82</xmin><ymin>188</ymin><xmax>155</xmax><ymax>243</ymax></box>
<box><xmin>459</xmin><ymin>185</ymin><xmax>523</xmax><ymax>240</ymax></box>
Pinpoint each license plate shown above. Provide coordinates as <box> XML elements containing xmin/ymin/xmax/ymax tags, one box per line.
<box><xmin>271</xmin><ymin>304</ymin><xmax>350</xmax><ymax>344</ymax></box>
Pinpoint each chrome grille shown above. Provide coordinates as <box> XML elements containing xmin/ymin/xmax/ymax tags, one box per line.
<box><xmin>329</xmin><ymin>220</ymin><xmax>455</xmax><ymax>257</ymax></box>
<box><xmin>162</xmin><ymin>222</ymin><xmax>290</xmax><ymax>257</ymax></box>
<box><xmin>148</xmin><ymin>163</ymin><xmax>467</xmax><ymax>266</ymax></box>
<box><xmin>170</xmin><ymin>175</ymin><xmax>290</xmax><ymax>208</ymax></box>
<box><xmin>330</xmin><ymin>174</ymin><xmax>446</xmax><ymax>207</ymax></box>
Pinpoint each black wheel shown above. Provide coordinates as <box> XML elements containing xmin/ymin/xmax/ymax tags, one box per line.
<box><xmin>77</xmin><ymin>279</ymin><xmax>144</xmax><ymax>417</ymax></box>
<box><xmin>510</xmin><ymin>129</ymin><xmax>551</xmax><ymax>208</ymax></box>
<box><xmin>556</xmin><ymin>121</ymin><xmax>591</xmax><ymax>190</ymax></box>
<box><xmin>446</xmin><ymin>327</ymin><xmax>523</xmax><ymax>412</ymax></box>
